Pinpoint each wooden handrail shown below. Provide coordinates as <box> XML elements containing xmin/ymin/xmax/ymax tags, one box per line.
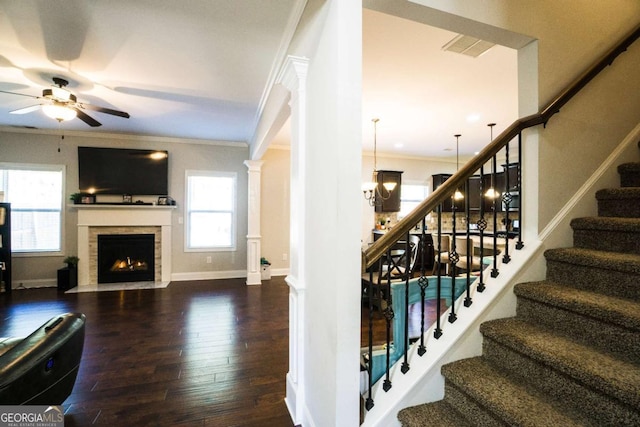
<box><xmin>363</xmin><ymin>23</ymin><xmax>640</xmax><ymax>270</ymax></box>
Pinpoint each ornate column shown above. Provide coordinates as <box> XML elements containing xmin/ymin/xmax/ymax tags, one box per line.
<box><xmin>244</xmin><ymin>160</ymin><xmax>264</xmax><ymax>285</ymax></box>
<box><xmin>277</xmin><ymin>55</ymin><xmax>308</xmax><ymax>425</ymax></box>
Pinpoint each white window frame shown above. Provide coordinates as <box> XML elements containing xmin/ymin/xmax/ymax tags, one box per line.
<box><xmin>399</xmin><ymin>182</ymin><xmax>429</xmax><ymax>219</ymax></box>
<box><xmin>184</xmin><ymin>170</ymin><xmax>237</xmax><ymax>252</ymax></box>
<box><xmin>0</xmin><ymin>162</ymin><xmax>66</xmax><ymax>256</ymax></box>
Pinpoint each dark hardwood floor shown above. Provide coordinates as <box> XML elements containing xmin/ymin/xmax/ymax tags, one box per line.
<box><xmin>0</xmin><ymin>278</ymin><xmax>294</xmax><ymax>427</ymax></box>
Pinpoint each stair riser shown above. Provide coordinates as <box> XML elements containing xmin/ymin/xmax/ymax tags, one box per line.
<box><xmin>620</xmin><ymin>174</ymin><xmax>640</xmax><ymax>187</ymax></box>
<box><xmin>546</xmin><ymin>260</ymin><xmax>640</xmax><ymax>300</ymax></box>
<box><xmin>482</xmin><ymin>338</ymin><xmax>640</xmax><ymax>426</ymax></box>
<box><xmin>516</xmin><ymin>297</ymin><xmax>639</xmax><ymax>361</ymax></box>
<box><xmin>442</xmin><ymin>383</ymin><xmax>504</xmax><ymax>427</ymax></box>
<box><xmin>573</xmin><ymin>229</ymin><xmax>640</xmax><ymax>254</ymax></box>
<box><xmin>597</xmin><ymin>199</ymin><xmax>640</xmax><ymax>218</ymax></box>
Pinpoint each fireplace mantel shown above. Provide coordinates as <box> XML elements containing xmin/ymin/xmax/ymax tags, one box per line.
<box><xmin>76</xmin><ymin>206</ymin><xmax>173</xmax><ymax>287</ymax></box>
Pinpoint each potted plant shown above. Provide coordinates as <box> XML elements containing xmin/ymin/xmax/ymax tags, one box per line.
<box><xmin>260</xmin><ymin>257</ymin><xmax>271</xmax><ymax>280</ymax></box>
<box><xmin>69</xmin><ymin>193</ymin><xmax>82</xmax><ymax>204</ymax></box>
<box><xmin>63</xmin><ymin>256</ymin><xmax>79</xmax><ymax>269</ymax></box>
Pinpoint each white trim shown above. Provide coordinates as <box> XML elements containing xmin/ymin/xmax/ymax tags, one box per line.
<box><xmin>184</xmin><ymin>170</ymin><xmax>238</xmax><ymax>252</ymax></box>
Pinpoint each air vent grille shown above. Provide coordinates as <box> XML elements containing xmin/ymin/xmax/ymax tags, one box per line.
<box><xmin>442</xmin><ymin>34</ymin><xmax>495</xmax><ymax>58</ymax></box>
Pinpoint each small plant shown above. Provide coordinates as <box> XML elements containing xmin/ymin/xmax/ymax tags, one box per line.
<box><xmin>260</xmin><ymin>257</ymin><xmax>271</xmax><ymax>265</ymax></box>
<box><xmin>69</xmin><ymin>193</ymin><xmax>82</xmax><ymax>204</ymax></box>
<box><xmin>63</xmin><ymin>256</ymin><xmax>79</xmax><ymax>267</ymax></box>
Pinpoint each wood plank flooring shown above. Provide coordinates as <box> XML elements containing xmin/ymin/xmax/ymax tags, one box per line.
<box><xmin>0</xmin><ymin>277</ymin><xmax>294</xmax><ymax>427</ymax></box>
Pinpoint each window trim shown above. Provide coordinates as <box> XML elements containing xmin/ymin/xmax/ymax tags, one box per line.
<box><xmin>0</xmin><ymin>162</ymin><xmax>66</xmax><ymax>257</ymax></box>
<box><xmin>184</xmin><ymin>170</ymin><xmax>237</xmax><ymax>252</ymax></box>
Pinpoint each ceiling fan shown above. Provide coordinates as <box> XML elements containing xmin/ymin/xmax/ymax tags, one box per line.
<box><xmin>0</xmin><ymin>77</ymin><xmax>130</xmax><ymax>127</ymax></box>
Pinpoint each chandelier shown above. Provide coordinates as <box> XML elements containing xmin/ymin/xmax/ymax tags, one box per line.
<box><xmin>362</xmin><ymin>118</ymin><xmax>396</xmax><ymax>206</ymax></box>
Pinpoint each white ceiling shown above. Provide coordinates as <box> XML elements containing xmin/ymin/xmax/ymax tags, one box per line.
<box><xmin>0</xmin><ymin>2</ymin><xmax>518</xmax><ymax>158</ymax></box>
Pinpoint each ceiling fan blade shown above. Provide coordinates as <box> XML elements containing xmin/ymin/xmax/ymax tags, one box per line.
<box><xmin>0</xmin><ymin>89</ymin><xmax>41</xmax><ymax>99</ymax></box>
<box><xmin>78</xmin><ymin>102</ymin><xmax>130</xmax><ymax>118</ymax></box>
<box><xmin>73</xmin><ymin>108</ymin><xmax>102</xmax><ymax>127</ymax></box>
<box><xmin>10</xmin><ymin>104</ymin><xmax>42</xmax><ymax>114</ymax></box>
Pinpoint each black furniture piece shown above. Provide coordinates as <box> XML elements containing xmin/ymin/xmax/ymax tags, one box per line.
<box><xmin>57</xmin><ymin>267</ymin><xmax>77</xmax><ymax>292</ymax></box>
<box><xmin>0</xmin><ymin>203</ymin><xmax>11</xmax><ymax>294</ymax></box>
<box><xmin>0</xmin><ymin>313</ymin><xmax>86</xmax><ymax>405</ymax></box>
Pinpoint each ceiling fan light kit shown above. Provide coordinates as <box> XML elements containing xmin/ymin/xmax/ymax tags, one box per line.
<box><xmin>42</xmin><ymin>103</ymin><xmax>77</xmax><ymax>122</ymax></box>
<box><xmin>3</xmin><ymin>77</ymin><xmax>129</xmax><ymax>127</ymax></box>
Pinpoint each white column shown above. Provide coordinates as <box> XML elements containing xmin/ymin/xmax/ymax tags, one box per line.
<box><xmin>277</xmin><ymin>55</ymin><xmax>308</xmax><ymax>425</ymax></box>
<box><xmin>244</xmin><ymin>160</ymin><xmax>264</xmax><ymax>285</ymax></box>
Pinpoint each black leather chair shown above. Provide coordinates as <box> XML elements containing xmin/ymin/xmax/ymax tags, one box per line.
<box><xmin>0</xmin><ymin>312</ymin><xmax>86</xmax><ymax>405</ymax></box>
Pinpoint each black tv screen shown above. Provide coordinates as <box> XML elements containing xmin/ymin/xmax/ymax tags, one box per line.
<box><xmin>78</xmin><ymin>147</ymin><xmax>169</xmax><ymax>195</ymax></box>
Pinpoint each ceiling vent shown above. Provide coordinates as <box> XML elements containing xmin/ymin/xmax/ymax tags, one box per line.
<box><xmin>442</xmin><ymin>34</ymin><xmax>495</xmax><ymax>58</ymax></box>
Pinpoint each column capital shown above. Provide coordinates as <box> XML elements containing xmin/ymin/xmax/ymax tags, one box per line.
<box><xmin>244</xmin><ymin>160</ymin><xmax>264</xmax><ymax>172</ymax></box>
<box><xmin>276</xmin><ymin>55</ymin><xmax>309</xmax><ymax>93</ymax></box>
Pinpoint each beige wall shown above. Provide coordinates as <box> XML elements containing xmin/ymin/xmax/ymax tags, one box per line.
<box><xmin>408</xmin><ymin>0</ymin><xmax>640</xmax><ymax>231</ymax></box>
<box><xmin>0</xmin><ymin>129</ymin><xmax>249</xmax><ymax>286</ymax></box>
<box><xmin>260</xmin><ymin>147</ymin><xmax>290</xmax><ymax>271</ymax></box>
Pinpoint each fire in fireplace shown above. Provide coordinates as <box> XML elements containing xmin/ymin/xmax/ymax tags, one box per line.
<box><xmin>97</xmin><ymin>234</ymin><xmax>155</xmax><ymax>283</ymax></box>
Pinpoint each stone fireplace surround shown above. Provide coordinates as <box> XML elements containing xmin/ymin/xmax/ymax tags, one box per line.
<box><xmin>76</xmin><ymin>206</ymin><xmax>173</xmax><ymax>287</ymax></box>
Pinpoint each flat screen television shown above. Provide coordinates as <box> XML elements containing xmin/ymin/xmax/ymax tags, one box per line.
<box><xmin>78</xmin><ymin>147</ymin><xmax>169</xmax><ymax>195</ymax></box>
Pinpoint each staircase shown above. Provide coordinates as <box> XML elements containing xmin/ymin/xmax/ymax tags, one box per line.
<box><xmin>398</xmin><ymin>149</ymin><xmax>640</xmax><ymax>426</ymax></box>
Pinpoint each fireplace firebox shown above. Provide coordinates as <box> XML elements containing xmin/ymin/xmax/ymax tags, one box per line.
<box><xmin>97</xmin><ymin>234</ymin><xmax>155</xmax><ymax>283</ymax></box>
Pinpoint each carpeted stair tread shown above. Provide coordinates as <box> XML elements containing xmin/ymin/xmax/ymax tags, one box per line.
<box><xmin>441</xmin><ymin>357</ymin><xmax>592</xmax><ymax>427</ymax></box>
<box><xmin>571</xmin><ymin>216</ymin><xmax>640</xmax><ymax>232</ymax></box>
<box><xmin>397</xmin><ymin>400</ymin><xmax>472</xmax><ymax>427</ymax></box>
<box><xmin>595</xmin><ymin>187</ymin><xmax>640</xmax><ymax>200</ymax></box>
<box><xmin>618</xmin><ymin>162</ymin><xmax>640</xmax><ymax>187</ymax></box>
<box><xmin>596</xmin><ymin>187</ymin><xmax>640</xmax><ymax>217</ymax></box>
<box><xmin>514</xmin><ymin>280</ymin><xmax>640</xmax><ymax>332</ymax></box>
<box><xmin>544</xmin><ymin>247</ymin><xmax>640</xmax><ymax>274</ymax></box>
<box><xmin>480</xmin><ymin>318</ymin><xmax>640</xmax><ymax>409</ymax></box>
<box><xmin>571</xmin><ymin>216</ymin><xmax>640</xmax><ymax>253</ymax></box>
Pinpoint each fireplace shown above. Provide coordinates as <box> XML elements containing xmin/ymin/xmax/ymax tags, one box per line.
<box><xmin>97</xmin><ymin>234</ymin><xmax>155</xmax><ymax>283</ymax></box>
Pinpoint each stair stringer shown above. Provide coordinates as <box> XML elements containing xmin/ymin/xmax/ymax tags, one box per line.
<box><xmin>361</xmin><ymin>239</ymin><xmax>545</xmax><ymax>427</ymax></box>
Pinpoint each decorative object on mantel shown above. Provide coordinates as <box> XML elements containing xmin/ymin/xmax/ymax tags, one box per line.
<box><xmin>70</xmin><ymin>193</ymin><xmax>82</xmax><ymax>204</ymax></box>
<box><xmin>362</xmin><ymin>118</ymin><xmax>397</xmax><ymax>206</ymax></box>
<box><xmin>122</xmin><ymin>194</ymin><xmax>132</xmax><ymax>203</ymax></box>
<box><xmin>485</xmin><ymin>123</ymin><xmax>500</xmax><ymax>199</ymax></box>
<box><xmin>453</xmin><ymin>133</ymin><xmax>464</xmax><ymax>201</ymax></box>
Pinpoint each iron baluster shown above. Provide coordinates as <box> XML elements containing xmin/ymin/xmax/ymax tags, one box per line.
<box><xmin>365</xmin><ymin>268</ymin><xmax>374</xmax><ymax>410</ymax></box>
<box><xmin>464</xmin><ymin>178</ymin><xmax>472</xmax><ymax>307</ymax></box>
<box><xmin>516</xmin><ymin>132</ymin><xmax>525</xmax><ymax>250</ymax></box>
<box><xmin>477</xmin><ymin>164</ymin><xmax>487</xmax><ymax>292</ymax></box>
<box><xmin>491</xmin><ymin>154</ymin><xmax>500</xmax><ymax>278</ymax></box>
<box><xmin>502</xmin><ymin>140</ymin><xmax>512</xmax><ymax>264</ymax></box>
<box><xmin>434</xmin><ymin>205</ymin><xmax>443</xmax><ymax>339</ymax></box>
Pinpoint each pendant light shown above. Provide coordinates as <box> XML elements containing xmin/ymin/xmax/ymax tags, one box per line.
<box><xmin>362</xmin><ymin>118</ymin><xmax>396</xmax><ymax>206</ymax></box>
<box><xmin>485</xmin><ymin>123</ymin><xmax>500</xmax><ymax>199</ymax></box>
<box><xmin>453</xmin><ymin>133</ymin><xmax>464</xmax><ymax>200</ymax></box>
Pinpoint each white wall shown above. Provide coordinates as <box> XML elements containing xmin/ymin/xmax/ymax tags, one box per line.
<box><xmin>0</xmin><ymin>129</ymin><xmax>249</xmax><ymax>286</ymax></box>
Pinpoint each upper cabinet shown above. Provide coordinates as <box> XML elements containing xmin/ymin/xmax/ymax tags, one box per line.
<box><xmin>375</xmin><ymin>170</ymin><xmax>402</xmax><ymax>213</ymax></box>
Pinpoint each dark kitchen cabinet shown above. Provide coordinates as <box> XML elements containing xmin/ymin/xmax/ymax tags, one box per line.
<box><xmin>375</xmin><ymin>170</ymin><xmax>403</xmax><ymax>213</ymax></box>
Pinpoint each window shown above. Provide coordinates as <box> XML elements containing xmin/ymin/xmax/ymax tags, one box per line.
<box><xmin>185</xmin><ymin>171</ymin><xmax>236</xmax><ymax>251</ymax></box>
<box><xmin>0</xmin><ymin>164</ymin><xmax>65</xmax><ymax>254</ymax></box>
<box><xmin>399</xmin><ymin>184</ymin><xmax>429</xmax><ymax>219</ymax></box>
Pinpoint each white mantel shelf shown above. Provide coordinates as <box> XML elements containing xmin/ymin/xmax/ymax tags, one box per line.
<box><xmin>69</xmin><ymin>204</ymin><xmax>176</xmax><ymax>210</ymax></box>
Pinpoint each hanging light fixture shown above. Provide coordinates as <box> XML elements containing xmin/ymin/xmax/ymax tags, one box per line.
<box><xmin>485</xmin><ymin>123</ymin><xmax>500</xmax><ymax>199</ymax></box>
<box><xmin>362</xmin><ymin>118</ymin><xmax>396</xmax><ymax>206</ymax></box>
<box><xmin>453</xmin><ymin>133</ymin><xmax>464</xmax><ymax>201</ymax></box>
<box><xmin>42</xmin><ymin>102</ymin><xmax>77</xmax><ymax>122</ymax></box>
